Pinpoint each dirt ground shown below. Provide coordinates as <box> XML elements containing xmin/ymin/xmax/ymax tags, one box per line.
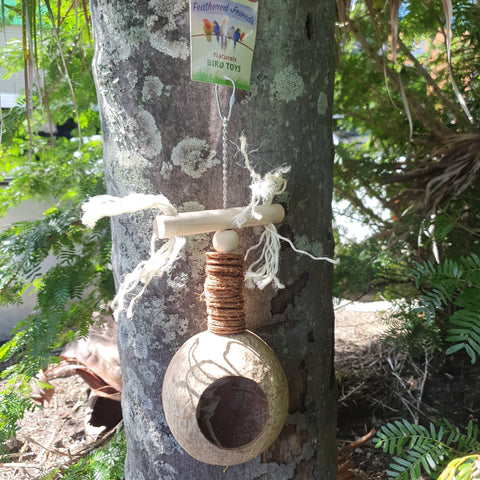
<box><xmin>1</xmin><ymin>376</ymin><xmax>90</xmax><ymax>479</ymax></box>
<box><xmin>335</xmin><ymin>299</ymin><xmax>480</xmax><ymax>480</ymax></box>
<box><xmin>1</xmin><ymin>300</ymin><xmax>477</xmax><ymax>479</ymax></box>
<box><xmin>335</xmin><ymin>299</ymin><xmax>393</xmax><ymax>480</ymax></box>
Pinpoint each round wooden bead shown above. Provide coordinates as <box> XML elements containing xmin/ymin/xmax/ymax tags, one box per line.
<box><xmin>212</xmin><ymin>229</ymin><xmax>239</xmax><ymax>252</ymax></box>
<box><xmin>162</xmin><ymin>330</ymin><xmax>289</xmax><ymax>465</ymax></box>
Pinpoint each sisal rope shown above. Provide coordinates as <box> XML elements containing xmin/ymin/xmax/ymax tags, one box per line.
<box><xmin>204</xmin><ymin>252</ymin><xmax>246</xmax><ymax>335</ymax></box>
<box><xmin>81</xmin><ymin>139</ymin><xmax>339</xmax><ymax>319</ymax></box>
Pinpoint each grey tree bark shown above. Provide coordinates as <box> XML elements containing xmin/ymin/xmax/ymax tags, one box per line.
<box><xmin>89</xmin><ymin>0</ymin><xmax>337</xmax><ymax>478</ymax></box>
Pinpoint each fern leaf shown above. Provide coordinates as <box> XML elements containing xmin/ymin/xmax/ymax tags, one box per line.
<box><xmin>423</xmin><ymin>450</ymin><xmax>436</xmax><ymax>473</ymax></box>
<box><xmin>465</xmin><ymin>341</ymin><xmax>477</xmax><ymax>363</ymax></box>
<box><xmin>446</xmin><ymin>343</ymin><xmax>466</xmax><ymax>355</ymax></box>
<box><xmin>375</xmin><ymin>419</ymin><xmax>480</xmax><ymax>480</ymax></box>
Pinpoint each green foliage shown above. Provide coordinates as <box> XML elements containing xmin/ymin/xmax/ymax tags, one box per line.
<box><xmin>383</xmin><ymin>254</ymin><xmax>480</xmax><ymax>361</ymax></box>
<box><xmin>0</xmin><ymin>191</ymin><xmax>113</xmax><ymax>375</ymax></box>
<box><xmin>0</xmin><ymin>370</ymin><xmax>38</xmax><ymax>456</ymax></box>
<box><xmin>333</xmin><ymin>235</ymin><xmax>413</xmax><ymax>300</ymax></box>
<box><xmin>0</xmin><ymin>0</ymin><xmax>114</xmax><ymax>456</ymax></box>
<box><xmin>383</xmin><ymin>299</ymin><xmax>444</xmax><ymax>358</ymax></box>
<box><xmin>415</xmin><ymin>254</ymin><xmax>480</xmax><ymax>362</ymax></box>
<box><xmin>374</xmin><ymin>419</ymin><xmax>480</xmax><ymax>480</ymax></box>
<box><xmin>334</xmin><ymin>0</ymin><xmax>480</xmax><ymax>267</ymax></box>
<box><xmin>43</xmin><ymin>428</ymin><xmax>126</xmax><ymax>480</ymax></box>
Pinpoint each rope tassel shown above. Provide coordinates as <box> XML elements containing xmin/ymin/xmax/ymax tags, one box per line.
<box><xmin>81</xmin><ymin>193</ymin><xmax>185</xmax><ymax>319</ymax></box>
<box><xmin>234</xmin><ymin>136</ymin><xmax>338</xmax><ymax>290</ymax></box>
<box><xmin>80</xmin><ymin>139</ymin><xmax>338</xmax><ymax>318</ymax></box>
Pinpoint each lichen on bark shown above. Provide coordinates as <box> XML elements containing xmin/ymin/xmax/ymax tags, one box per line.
<box><xmin>90</xmin><ymin>0</ymin><xmax>337</xmax><ymax>478</ymax></box>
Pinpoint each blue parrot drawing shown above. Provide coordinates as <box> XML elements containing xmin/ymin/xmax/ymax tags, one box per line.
<box><xmin>213</xmin><ymin>21</ymin><xmax>220</xmax><ymax>43</ymax></box>
<box><xmin>233</xmin><ymin>28</ymin><xmax>241</xmax><ymax>51</ymax></box>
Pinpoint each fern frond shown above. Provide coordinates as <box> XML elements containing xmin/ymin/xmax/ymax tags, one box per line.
<box><xmin>375</xmin><ymin>420</ymin><xmax>438</xmax><ymax>455</ymax></box>
<box><xmin>402</xmin><ymin>255</ymin><xmax>480</xmax><ymax>363</ymax></box>
<box><xmin>53</xmin><ymin>428</ymin><xmax>126</xmax><ymax>480</ymax></box>
<box><xmin>375</xmin><ymin>419</ymin><xmax>480</xmax><ymax>480</ymax></box>
<box><xmin>446</xmin><ymin>307</ymin><xmax>480</xmax><ymax>363</ymax></box>
<box><xmin>0</xmin><ymin>371</ymin><xmax>38</xmax><ymax>455</ymax></box>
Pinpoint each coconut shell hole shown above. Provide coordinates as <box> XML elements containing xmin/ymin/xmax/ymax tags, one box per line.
<box><xmin>196</xmin><ymin>376</ymin><xmax>270</xmax><ymax>449</ymax></box>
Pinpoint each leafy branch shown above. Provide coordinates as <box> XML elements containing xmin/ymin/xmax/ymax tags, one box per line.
<box><xmin>374</xmin><ymin>418</ymin><xmax>480</xmax><ymax>479</ymax></box>
<box><xmin>413</xmin><ymin>254</ymin><xmax>480</xmax><ymax>362</ymax></box>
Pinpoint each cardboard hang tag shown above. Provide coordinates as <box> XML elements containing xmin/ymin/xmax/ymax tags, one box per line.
<box><xmin>190</xmin><ymin>0</ymin><xmax>259</xmax><ymax>91</ymax></box>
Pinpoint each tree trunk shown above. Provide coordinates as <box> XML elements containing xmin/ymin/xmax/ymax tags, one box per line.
<box><xmin>89</xmin><ymin>0</ymin><xmax>337</xmax><ymax>478</ymax></box>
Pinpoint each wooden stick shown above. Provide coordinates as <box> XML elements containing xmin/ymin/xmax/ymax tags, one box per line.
<box><xmin>337</xmin><ymin>427</ymin><xmax>377</xmax><ymax>461</ymax></box>
<box><xmin>153</xmin><ymin>204</ymin><xmax>285</xmax><ymax>239</ymax></box>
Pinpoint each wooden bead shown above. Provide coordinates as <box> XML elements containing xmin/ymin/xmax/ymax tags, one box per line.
<box><xmin>212</xmin><ymin>229</ymin><xmax>239</xmax><ymax>252</ymax></box>
<box><xmin>162</xmin><ymin>330</ymin><xmax>289</xmax><ymax>465</ymax></box>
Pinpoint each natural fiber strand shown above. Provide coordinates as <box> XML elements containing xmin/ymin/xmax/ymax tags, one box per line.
<box><xmin>82</xmin><ymin>193</ymin><xmax>177</xmax><ymax>228</ymax></box>
<box><xmin>80</xmin><ymin>138</ymin><xmax>340</xmax><ymax>317</ymax></box>
<box><xmin>233</xmin><ymin>135</ymin><xmax>290</xmax><ymax>228</ymax></box>
<box><xmin>233</xmin><ymin>135</ymin><xmax>338</xmax><ymax>291</ymax></box>
<box><xmin>81</xmin><ymin>193</ymin><xmax>185</xmax><ymax>318</ymax></box>
<box><xmin>113</xmin><ymin>232</ymin><xmax>186</xmax><ymax>318</ymax></box>
<box><xmin>204</xmin><ymin>252</ymin><xmax>246</xmax><ymax>335</ymax></box>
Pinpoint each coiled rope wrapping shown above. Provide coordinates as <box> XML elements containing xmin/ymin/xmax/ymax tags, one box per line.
<box><xmin>81</xmin><ymin>137</ymin><xmax>338</xmax><ymax>319</ymax></box>
<box><xmin>204</xmin><ymin>252</ymin><xmax>246</xmax><ymax>335</ymax></box>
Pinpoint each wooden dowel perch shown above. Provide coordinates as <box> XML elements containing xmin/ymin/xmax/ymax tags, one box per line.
<box><xmin>153</xmin><ymin>203</ymin><xmax>285</xmax><ymax>239</ymax></box>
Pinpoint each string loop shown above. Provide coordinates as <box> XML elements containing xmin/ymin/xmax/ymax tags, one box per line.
<box><xmin>215</xmin><ymin>77</ymin><xmax>236</xmax><ymax>209</ymax></box>
<box><xmin>215</xmin><ymin>77</ymin><xmax>236</xmax><ymax>123</ymax></box>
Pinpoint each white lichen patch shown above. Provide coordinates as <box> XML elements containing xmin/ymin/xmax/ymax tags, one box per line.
<box><xmin>113</xmin><ymin>150</ymin><xmax>154</xmax><ymax>195</ymax></box>
<box><xmin>171</xmin><ymin>138</ymin><xmax>219</xmax><ymax>179</ymax></box>
<box><xmin>95</xmin><ymin>1</ymin><xmax>151</xmax><ymax>61</ymax></box>
<box><xmin>270</xmin><ymin>65</ymin><xmax>305</xmax><ymax>103</ymax></box>
<box><xmin>310</xmin><ymin>240</ymin><xmax>325</xmax><ymax>257</ymax></box>
<box><xmin>132</xmin><ymin>470</ymin><xmax>145</xmax><ymax>480</ymax></box>
<box><xmin>153</xmin><ymin>412</ymin><xmax>183</xmax><ymax>456</ymax></box>
<box><xmin>317</xmin><ymin>91</ymin><xmax>328</xmax><ymax>116</ymax></box>
<box><xmin>294</xmin><ymin>234</ymin><xmax>313</xmax><ymax>254</ymax></box>
<box><xmin>160</xmin><ymin>313</ymin><xmax>190</xmax><ymax>344</ymax></box>
<box><xmin>126</xmin><ymin>70</ymin><xmax>139</xmax><ymax>92</ymax></box>
<box><xmin>294</xmin><ymin>235</ymin><xmax>325</xmax><ymax>259</ymax></box>
<box><xmin>165</xmin><ymin>270</ymin><xmax>190</xmax><ymax>306</ymax></box>
<box><xmin>159</xmin><ymin>161</ymin><xmax>173</xmax><ymax>179</ymax></box>
<box><xmin>183</xmin><ymin>233</ymin><xmax>210</xmax><ymax>283</ymax></box>
<box><xmin>148</xmin><ymin>0</ymin><xmax>187</xmax><ymax>30</ymax></box>
<box><xmin>179</xmin><ymin>201</ymin><xmax>205</xmax><ymax>213</ymax></box>
<box><xmin>128</xmin><ymin>107</ymin><xmax>163</xmax><ymax>159</ymax></box>
<box><xmin>123</xmin><ymin>370</ymin><xmax>151</xmax><ymax>416</ymax></box>
<box><xmin>142</xmin><ymin>76</ymin><xmax>164</xmax><ymax>102</ymax></box>
<box><xmin>142</xmin><ymin>367</ymin><xmax>156</xmax><ymax>386</ymax></box>
<box><xmin>154</xmin><ymin>462</ymin><xmax>178</xmax><ymax>478</ymax></box>
<box><xmin>149</xmin><ymin>32</ymin><xmax>189</xmax><ymax>60</ymax></box>
<box><xmin>148</xmin><ymin>0</ymin><xmax>189</xmax><ymax>59</ymax></box>
<box><xmin>167</xmin><ymin>272</ymin><xmax>189</xmax><ymax>291</ymax></box>
<box><xmin>120</xmin><ymin>309</ymin><xmax>151</xmax><ymax>359</ymax></box>
<box><xmin>133</xmin><ymin>336</ymin><xmax>149</xmax><ymax>359</ymax></box>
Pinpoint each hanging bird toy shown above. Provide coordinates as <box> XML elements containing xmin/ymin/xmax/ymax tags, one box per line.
<box><xmin>81</xmin><ymin>83</ymin><xmax>337</xmax><ymax>465</ymax></box>
<box><xmin>82</xmin><ymin>2</ymin><xmax>338</xmax><ymax>462</ymax></box>
<box><xmin>161</xmin><ymin>213</ymin><xmax>289</xmax><ymax>465</ymax></box>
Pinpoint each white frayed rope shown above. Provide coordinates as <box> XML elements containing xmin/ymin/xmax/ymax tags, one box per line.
<box><xmin>81</xmin><ymin>140</ymin><xmax>338</xmax><ymax>317</ymax></box>
<box><xmin>82</xmin><ymin>193</ymin><xmax>177</xmax><ymax>229</ymax></box>
<box><xmin>234</xmin><ymin>135</ymin><xmax>338</xmax><ymax>290</ymax></box>
<box><xmin>81</xmin><ymin>193</ymin><xmax>185</xmax><ymax>318</ymax></box>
